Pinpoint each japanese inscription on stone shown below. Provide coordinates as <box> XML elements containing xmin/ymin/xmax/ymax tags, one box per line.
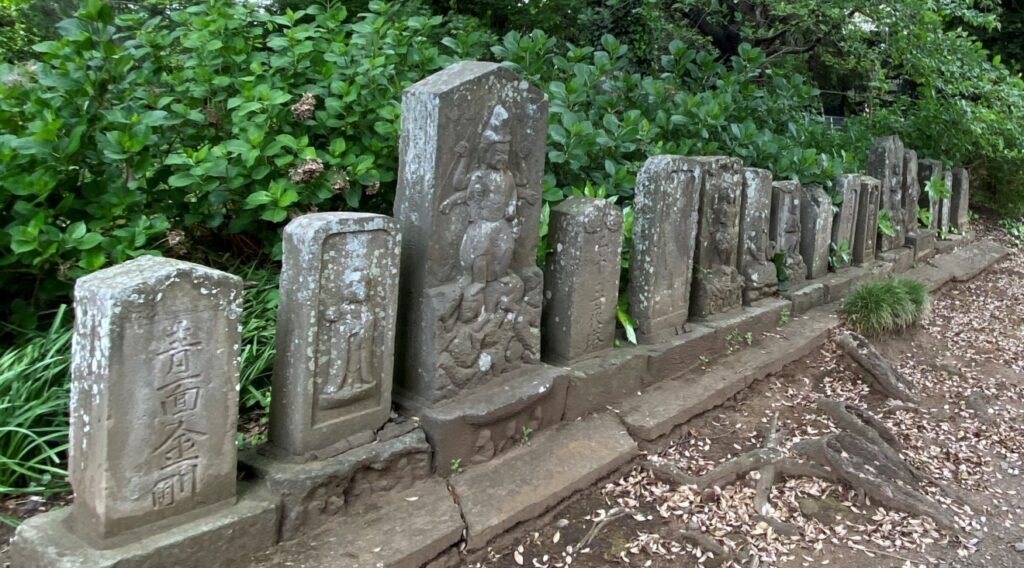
<box><xmin>867</xmin><ymin>135</ymin><xmax>906</xmax><ymax>251</ymax></box>
<box><xmin>69</xmin><ymin>256</ymin><xmax>241</xmax><ymax>544</ymax></box>
<box><xmin>854</xmin><ymin>176</ymin><xmax>881</xmax><ymax>265</ymax></box>
<box><xmin>739</xmin><ymin>167</ymin><xmax>778</xmax><ymax>303</ymax></box>
<box><xmin>542</xmin><ymin>197</ymin><xmax>623</xmax><ymax>362</ymax></box>
<box><xmin>687</xmin><ymin>156</ymin><xmax>743</xmax><ymax>319</ymax></box>
<box><xmin>770</xmin><ymin>180</ymin><xmax>807</xmax><ymax>290</ymax></box>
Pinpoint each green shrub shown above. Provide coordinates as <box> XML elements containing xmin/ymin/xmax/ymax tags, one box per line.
<box><xmin>842</xmin><ymin>277</ymin><xmax>929</xmax><ymax>336</ymax></box>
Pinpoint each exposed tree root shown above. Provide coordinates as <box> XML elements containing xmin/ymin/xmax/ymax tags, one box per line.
<box><xmin>835</xmin><ymin>332</ymin><xmax>918</xmax><ymax>402</ymax></box>
<box><xmin>644</xmin><ymin>398</ymin><xmax>962</xmax><ymax>538</ymax></box>
<box><xmin>678</xmin><ymin>530</ymin><xmax>730</xmax><ymax>567</ymax></box>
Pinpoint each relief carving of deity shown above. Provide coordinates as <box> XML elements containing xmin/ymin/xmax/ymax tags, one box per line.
<box><xmin>318</xmin><ymin>266</ymin><xmax>376</xmax><ymax>410</ymax></box>
<box><xmin>435</xmin><ymin>104</ymin><xmax>542</xmax><ymax>388</ymax></box>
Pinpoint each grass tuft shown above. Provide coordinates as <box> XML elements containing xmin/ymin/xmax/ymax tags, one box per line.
<box><xmin>842</xmin><ymin>277</ymin><xmax>930</xmax><ymax>336</ymax></box>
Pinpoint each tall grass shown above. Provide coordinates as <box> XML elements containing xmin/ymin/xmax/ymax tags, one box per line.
<box><xmin>842</xmin><ymin>277</ymin><xmax>930</xmax><ymax>336</ymax></box>
<box><xmin>0</xmin><ymin>265</ymin><xmax>280</xmax><ymax>495</ymax></box>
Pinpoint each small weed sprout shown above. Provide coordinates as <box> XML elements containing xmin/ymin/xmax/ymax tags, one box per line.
<box><xmin>779</xmin><ymin>307</ymin><xmax>791</xmax><ymax>327</ymax></box>
<box><xmin>450</xmin><ymin>458</ymin><xmax>463</xmax><ymax>475</ymax></box>
<box><xmin>520</xmin><ymin>426</ymin><xmax>533</xmax><ymax>445</ymax></box>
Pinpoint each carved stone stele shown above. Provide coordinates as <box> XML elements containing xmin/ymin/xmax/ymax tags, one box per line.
<box><xmin>628</xmin><ymin>156</ymin><xmax>700</xmax><ymax>341</ymax></box>
<box><xmin>394</xmin><ymin>61</ymin><xmax>548</xmax><ymax>405</ymax></box>
<box><xmin>917</xmin><ymin>159</ymin><xmax>944</xmax><ymax>232</ymax></box>
<box><xmin>950</xmin><ymin>167</ymin><xmax>970</xmax><ymax>232</ymax></box>
<box><xmin>269</xmin><ymin>213</ymin><xmax>400</xmax><ymax>459</ymax></box>
<box><xmin>831</xmin><ymin>174</ymin><xmax>861</xmax><ymax>270</ymax></box>
<box><xmin>800</xmin><ymin>184</ymin><xmax>834</xmax><ymax>279</ymax></box>
<box><xmin>543</xmin><ymin>197</ymin><xmax>623</xmax><ymax>363</ymax></box>
<box><xmin>687</xmin><ymin>156</ymin><xmax>744</xmax><ymax>319</ymax></box>
<box><xmin>867</xmin><ymin>135</ymin><xmax>906</xmax><ymax>252</ymax></box>
<box><xmin>69</xmin><ymin>256</ymin><xmax>242</xmax><ymax>545</ymax></box>
<box><xmin>853</xmin><ymin>176</ymin><xmax>881</xmax><ymax>265</ymax></box>
<box><xmin>769</xmin><ymin>180</ymin><xmax>806</xmax><ymax>290</ymax></box>
<box><xmin>739</xmin><ymin>168</ymin><xmax>778</xmax><ymax>303</ymax></box>
<box><xmin>902</xmin><ymin>149</ymin><xmax>922</xmax><ymax>237</ymax></box>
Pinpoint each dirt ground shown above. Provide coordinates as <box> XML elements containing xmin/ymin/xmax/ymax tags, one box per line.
<box><xmin>471</xmin><ymin>228</ymin><xmax>1024</xmax><ymax>568</ymax></box>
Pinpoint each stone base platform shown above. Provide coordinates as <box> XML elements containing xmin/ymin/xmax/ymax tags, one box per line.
<box><xmin>241</xmin><ymin>426</ymin><xmax>433</xmax><ymax>541</ymax></box>
<box><xmin>906</xmin><ymin>240</ymin><xmax>1010</xmax><ymax>291</ymax></box>
<box><xmin>906</xmin><ymin>229</ymin><xmax>936</xmax><ymax>263</ymax></box>
<box><xmin>230</xmin><ymin>478</ymin><xmax>464</xmax><ymax>568</ymax></box>
<box><xmin>450</xmin><ymin>413</ymin><xmax>637</xmax><ymax>550</ymax></box>
<box><xmin>878</xmin><ymin>245</ymin><xmax>915</xmax><ymax>273</ymax></box>
<box><xmin>10</xmin><ymin>484</ymin><xmax>279</xmax><ymax>568</ymax></box>
<box><xmin>616</xmin><ymin>307</ymin><xmax>840</xmax><ymax>442</ymax></box>
<box><xmin>400</xmin><ymin>365</ymin><xmax>570</xmax><ymax>474</ymax></box>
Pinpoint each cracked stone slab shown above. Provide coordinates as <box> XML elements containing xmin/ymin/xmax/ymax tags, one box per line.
<box><xmin>617</xmin><ymin>309</ymin><xmax>839</xmax><ymax>441</ymax></box>
<box><xmin>231</xmin><ymin>478</ymin><xmax>463</xmax><ymax>568</ymax></box>
<box><xmin>451</xmin><ymin>413</ymin><xmax>637</xmax><ymax>550</ymax></box>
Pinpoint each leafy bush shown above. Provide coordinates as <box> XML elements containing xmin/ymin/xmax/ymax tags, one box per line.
<box><xmin>0</xmin><ymin>264</ymin><xmax>280</xmax><ymax>494</ymax></box>
<box><xmin>842</xmin><ymin>277</ymin><xmax>929</xmax><ymax>336</ymax></box>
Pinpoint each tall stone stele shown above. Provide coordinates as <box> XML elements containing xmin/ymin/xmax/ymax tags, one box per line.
<box><xmin>738</xmin><ymin>168</ymin><xmax>778</xmax><ymax>303</ymax></box>
<box><xmin>542</xmin><ymin>197</ymin><xmax>623</xmax><ymax>363</ymax></box>
<box><xmin>831</xmin><ymin>174</ymin><xmax>861</xmax><ymax>269</ymax></box>
<box><xmin>800</xmin><ymin>184</ymin><xmax>834</xmax><ymax>279</ymax></box>
<box><xmin>627</xmin><ymin>156</ymin><xmax>699</xmax><ymax>342</ymax></box>
<box><xmin>950</xmin><ymin>166</ymin><xmax>970</xmax><ymax>232</ymax></box>
<box><xmin>769</xmin><ymin>180</ymin><xmax>806</xmax><ymax>290</ymax></box>
<box><xmin>867</xmin><ymin>135</ymin><xmax>906</xmax><ymax>251</ymax></box>
<box><xmin>73</xmin><ymin>256</ymin><xmax>242</xmax><ymax>542</ymax></box>
<box><xmin>853</xmin><ymin>175</ymin><xmax>881</xmax><ymax>265</ymax></box>
<box><xmin>394</xmin><ymin>62</ymin><xmax>564</xmax><ymax>469</ymax></box>
<box><xmin>901</xmin><ymin>149</ymin><xmax>922</xmax><ymax>237</ymax></box>
<box><xmin>269</xmin><ymin>213</ymin><xmax>400</xmax><ymax>460</ymax></box>
<box><xmin>918</xmin><ymin>159</ymin><xmax>951</xmax><ymax>234</ymax></box>
<box><xmin>687</xmin><ymin>156</ymin><xmax>744</xmax><ymax>319</ymax></box>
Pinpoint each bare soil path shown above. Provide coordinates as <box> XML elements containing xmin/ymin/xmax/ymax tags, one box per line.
<box><xmin>471</xmin><ymin>227</ymin><xmax>1024</xmax><ymax>568</ymax></box>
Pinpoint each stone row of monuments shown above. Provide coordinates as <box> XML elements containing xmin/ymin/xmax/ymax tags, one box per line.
<box><xmin>11</xmin><ymin>62</ymin><xmax>972</xmax><ymax>567</ymax></box>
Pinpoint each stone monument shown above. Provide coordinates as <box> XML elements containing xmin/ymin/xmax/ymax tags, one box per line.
<box><xmin>830</xmin><ymin>174</ymin><xmax>861</xmax><ymax>269</ymax></box>
<box><xmin>543</xmin><ymin>197</ymin><xmax>623</xmax><ymax>362</ymax></box>
<box><xmin>687</xmin><ymin>156</ymin><xmax>744</xmax><ymax>319</ymax></box>
<box><xmin>769</xmin><ymin>180</ymin><xmax>806</xmax><ymax>290</ymax></box>
<box><xmin>738</xmin><ymin>167</ymin><xmax>779</xmax><ymax>303</ymax></box>
<box><xmin>800</xmin><ymin>184</ymin><xmax>834</xmax><ymax>279</ymax></box>
<box><xmin>867</xmin><ymin>135</ymin><xmax>905</xmax><ymax>251</ymax></box>
<box><xmin>269</xmin><ymin>213</ymin><xmax>400</xmax><ymax>460</ymax></box>
<box><xmin>853</xmin><ymin>176</ymin><xmax>881</xmax><ymax>265</ymax></box>
<box><xmin>11</xmin><ymin>256</ymin><xmax>278</xmax><ymax>567</ymax></box>
<box><xmin>393</xmin><ymin>61</ymin><xmax>566</xmax><ymax>471</ymax></box>
<box><xmin>627</xmin><ymin>156</ymin><xmax>699</xmax><ymax>341</ymax></box>
<box><xmin>918</xmin><ymin>159</ymin><xmax>947</xmax><ymax>233</ymax></box>
<box><xmin>950</xmin><ymin>167</ymin><xmax>970</xmax><ymax>232</ymax></box>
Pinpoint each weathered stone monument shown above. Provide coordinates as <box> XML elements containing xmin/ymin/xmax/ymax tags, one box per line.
<box><xmin>801</xmin><ymin>184</ymin><xmax>834</xmax><ymax>279</ymax></box>
<box><xmin>917</xmin><ymin>159</ymin><xmax>948</xmax><ymax>234</ymax></box>
<box><xmin>770</xmin><ymin>180</ymin><xmax>806</xmax><ymax>290</ymax></box>
<box><xmin>901</xmin><ymin>149</ymin><xmax>935</xmax><ymax>261</ymax></box>
<box><xmin>393</xmin><ymin>61</ymin><xmax>566</xmax><ymax>470</ymax></box>
<box><xmin>950</xmin><ymin>167</ymin><xmax>970</xmax><ymax>232</ymax></box>
<box><xmin>627</xmin><ymin>156</ymin><xmax>699</xmax><ymax>341</ymax></box>
<box><xmin>268</xmin><ymin>213</ymin><xmax>400</xmax><ymax>459</ymax></box>
<box><xmin>940</xmin><ymin>169</ymin><xmax>953</xmax><ymax>233</ymax></box>
<box><xmin>867</xmin><ymin>136</ymin><xmax>906</xmax><ymax>251</ymax></box>
<box><xmin>738</xmin><ymin>168</ymin><xmax>779</xmax><ymax>303</ymax></box>
<box><xmin>543</xmin><ymin>197</ymin><xmax>623</xmax><ymax>361</ymax></box>
<box><xmin>830</xmin><ymin>174</ymin><xmax>861</xmax><ymax>269</ymax></box>
<box><xmin>853</xmin><ymin>176</ymin><xmax>881</xmax><ymax>266</ymax></box>
<box><xmin>12</xmin><ymin>256</ymin><xmax>277</xmax><ymax>567</ymax></box>
<box><xmin>687</xmin><ymin>156</ymin><xmax>744</xmax><ymax>319</ymax></box>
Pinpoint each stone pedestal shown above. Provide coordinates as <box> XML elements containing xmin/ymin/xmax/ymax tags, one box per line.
<box><xmin>739</xmin><ymin>168</ymin><xmax>778</xmax><ymax>303</ymax></box>
<box><xmin>770</xmin><ymin>180</ymin><xmax>806</xmax><ymax>290</ymax></box>
<box><xmin>687</xmin><ymin>156</ymin><xmax>744</xmax><ymax>319</ymax></box>
<box><xmin>800</xmin><ymin>184</ymin><xmax>833</xmax><ymax>279</ymax></box>
<box><xmin>543</xmin><ymin>198</ymin><xmax>623</xmax><ymax>362</ymax></box>
<box><xmin>906</xmin><ymin>229</ymin><xmax>936</xmax><ymax>263</ymax></box>
<box><xmin>269</xmin><ymin>213</ymin><xmax>400</xmax><ymax>460</ymax></box>
<box><xmin>868</xmin><ymin>135</ymin><xmax>906</xmax><ymax>251</ymax></box>
<box><xmin>393</xmin><ymin>62</ymin><xmax>564</xmax><ymax>469</ymax></box>
<box><xmin>831</xmin><ymin>174</ymin><xmax>861</xmax><ymax>269</ymax></box>
<box><xmin>627</xmin><ymin>155</ymin><xmax>699</xmax><ymax>342</ymax></box>
<box><xmin>853</xmin><ymin>176</ymin><xmax>881</xmax><ymax>265</ymax></box>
